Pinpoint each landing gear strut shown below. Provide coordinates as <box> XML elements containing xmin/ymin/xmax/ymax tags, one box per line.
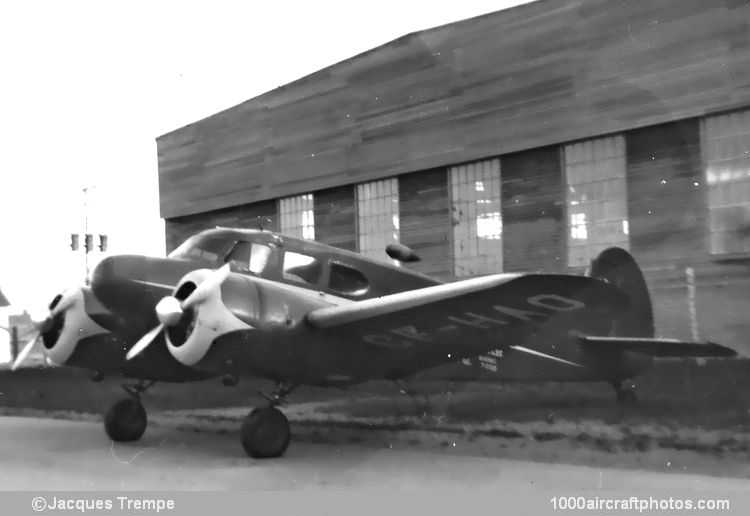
<box><xmin>611</xmin><ymin>381</ymin><xmax>637</xmax><ymax>404</ymax></box>
<box><xmin>240</xmin><ymin>382</ymin><xmax>296</xmax><ymax>458</ymax></box>
<box><xmin>104</xmin><ymin>380</ymin><xmax>155</xmax><ymax>442</ymax></box>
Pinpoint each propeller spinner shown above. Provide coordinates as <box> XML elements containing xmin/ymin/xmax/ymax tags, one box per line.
<box><xmin>126</xmin><ymin>264</ymin><xmax>231</xmax><ymax>360</ymax></box>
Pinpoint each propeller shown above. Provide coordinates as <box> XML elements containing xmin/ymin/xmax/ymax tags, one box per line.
<box><xmin>11</xmin><ymin>333</ymin><xmax>40</xmax><ymax>371</ymax></box>
<box><xmin>125</xmin><ymin>323</ymin><xmax>165</xmax><ymax>361</ymax></box>
<box><xmin>125</xmin><ymin>264</ymin><xmax>231</xmax><ymax>361</ymax></box>
<box><xmin>10</xmin><ymin>291</ymin><xmax>76</xmax><ymax>371</ymax></box>
<box><xmin>181</xmin><ymin>263</ymin><xmax>230</xmax><ymax>310</ymax></box>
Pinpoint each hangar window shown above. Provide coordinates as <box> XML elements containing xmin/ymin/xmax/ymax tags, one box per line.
<box><xmin>702</xmin><ymin>110</ymin><xmax>750</xmax><ymax>255</ymax></box>
<box><xmin>328</xmin><ymin>263</ymin><xmax>369</xmax><ymax>296</ymax></box>
<box><xmin>564</xmin><ymin>135</ymin><xmax>629</xmax><ymax>267</ymax></box>
<box><xmin>282</xmin><ymin>251</ymin><xmax>322</xmax><ymax>286</ymax></box>
<box><xmin>356</xmin><ymin>178</ymin><xmax>400</xmax><ymax>262</ymax></box>
<box><xmin>279</xmin><ymin>194</ymin><xmax>315</xmax><ymax>240</ymax></box>
<box><xmin>450</xmin><ymin>159</ymin><xmax>503</xmax><ymax>276</ymax></box>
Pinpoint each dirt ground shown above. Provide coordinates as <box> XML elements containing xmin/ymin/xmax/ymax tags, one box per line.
<box><xmin>1</xmin><ymin>359</ymin><xmax>749</xmax><ymax>480</ymax></box>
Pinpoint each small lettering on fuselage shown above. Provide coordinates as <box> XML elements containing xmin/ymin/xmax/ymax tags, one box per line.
<box><xmin>362</xmin><ymin>294</ymin><xmax>585</xmax><ymax>349</ymax></box>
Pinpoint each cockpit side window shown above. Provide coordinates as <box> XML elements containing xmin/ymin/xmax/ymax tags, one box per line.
<box><xmin>282</xmin><ymin>251</ymin><xmax>322</xmax><ymax>286</ymax></box>
<box><xmin>226</xmin><ymin>241</ymin><xmax>274</xmax><ymax>276</ymax></box>
<box><xmin>329</xmin><ymin>263</ymin><xmax>369</xmax><ymax>296</ymax></box>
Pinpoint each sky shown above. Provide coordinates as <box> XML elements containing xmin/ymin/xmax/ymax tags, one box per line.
<box><xmin>0</xmin><ymin>0</ymin><xmax>533</xmax><ymax>358</ymax></box>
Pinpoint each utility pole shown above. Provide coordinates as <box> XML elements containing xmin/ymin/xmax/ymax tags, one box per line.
<box><xmin>83</xmin><ymin>186</ymin><xmax>90</xmax><ymax>285</ymax></box>
<box><xmin>73</xmin><ymin>187</ymin><xmax>108</xmax><ymax>284</ymax></box>
<box><xmin>0</xmin><ymin>324</ymin><xmax>19</xmax><ymax>363</ymax></box>
<box><xmin>10</xmin><ymin>326</ymin><xmax>18</xmax><ymax>363</ymax></box>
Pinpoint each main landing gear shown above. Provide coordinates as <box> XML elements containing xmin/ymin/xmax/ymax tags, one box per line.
<box><xmin>611</xmin><ymin>381</ymin><xmax>637</xmax><ymax>404</ymax></box>
<box><xmin>104</xmin><ymin>380</ymin><xmax>155</xmax><ymax>442</ymax></box>
<box><xmin>240</xmin><ymin>383</ymin><xmax>296</xmax><ymax>459</ymax></box>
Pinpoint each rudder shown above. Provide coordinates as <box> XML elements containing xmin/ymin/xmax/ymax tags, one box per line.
<box><xmin>588</xmin><ymin>247</ymin><xmax>654</xmax><ymax>338</ymax></box>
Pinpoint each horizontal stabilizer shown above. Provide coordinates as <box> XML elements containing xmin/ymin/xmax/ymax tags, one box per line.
<box><xmin>580</xmin><ymin>335</ymin><xmax>737</xmax><ymax>358</ymax></box>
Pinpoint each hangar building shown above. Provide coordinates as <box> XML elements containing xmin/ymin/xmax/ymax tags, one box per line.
<box><xmin>157</xmin><ymin>0</ymin><xmax>750</xmax><ymax>354</ymax></box>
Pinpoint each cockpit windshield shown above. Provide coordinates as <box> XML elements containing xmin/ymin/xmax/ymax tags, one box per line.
<box><xmin>169</xmin><ymin>233</ymin><xmax>276</xmax><ymax>276</ymax></box>
<box><xmin>168</xmin><ymin>235</ymin><xmax>234</xmax><ymax>264</ymax></box>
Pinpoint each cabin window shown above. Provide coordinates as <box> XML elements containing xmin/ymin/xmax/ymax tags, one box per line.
<box><xmin>329</xmin><ymin>263</ymin><xmax>369</xmax><ymax>296</ymax></box>
<box><xmin>225</xmin><ymin>241</ymin><xmax>274</xmax><ymax>275</ymax></box>
<box><xmin>564</xmin><ymin>135</ymin><xmax>629</xmax><ymax>267</ymax></box>
<box><xmin>356</xmin><ymin>178</ymin><xmax>400</xmax><ymax>262</ymax></box>
<box><xmin>450</xmin><ymin>159</ymin><xmax>503</xmax><ymax>276</ymax></box>
<box><xmin>702</xmin><ymin>110</ymin><xmax>750</xmax><ymax>255</ymax></box>
<box><xmin>279</xmin><ymin>194</ymin><xmax>315</xmax><ymax>240</ymax></box>
<box><xmin>282</xmin><ymin>251</ymin><xmax>322</xmax><ymax>285</ymax></box>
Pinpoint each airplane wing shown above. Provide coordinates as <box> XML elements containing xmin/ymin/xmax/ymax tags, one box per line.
<box><xmin>306</xmin><ymin>273</ymin><xmax>630</xmax><ymax>376</ymax></box>
<box><xmin>578</xmin><ymin>336</ymin><xmax>737</xmax><ymax>357</ymax></box>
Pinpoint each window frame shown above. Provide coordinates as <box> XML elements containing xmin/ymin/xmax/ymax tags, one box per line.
<box><xmin>327</xmin><ymin>259</ymin><xmax>370</xmax><ymax>298</ymax></box>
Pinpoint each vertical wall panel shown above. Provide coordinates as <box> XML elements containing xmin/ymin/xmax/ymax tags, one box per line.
<box><xmin>702</xmin><ymin>109</ymin><xmax>750</xmax><ymax>255</ymax></box>
<box><xmin>280</xmin><ymin>194</ymin><xmax>315</xmax><ymax>240</ymax></box>
<box><xmin>626</xmin><ymin>120</ymin><xmax>704</xmax><ymax>265</ymax></box>
<box><xmin>450</xmin><ymin>159</ymin><xmax>503</xmax><ymax>276</ymax></box>
<box><xmin>314</xmin><ymin>186</ymin><xmax>356</xmax><ymax>251</ymax></box>
<box><xmin>626</xmin><ymin>120</ymin><xmax>705</xmax><ymax>343</ymax></box>
<box><xmin>564</xmin><ymin>135</ymin><xmax>629</xmax><ymax>268</ymax></box>
<box><xmin>502</xmin><ymin>146</ymin><xmax>565</xmax><ymax>272</ymax></box>
<box><xmin>164</xmin><ymin>200</ymin><xmax>278</xmax><ymax>253</ymax></box>
<box><xmin>399</xmin><ymin>168</ymin><xmax>452</xmax><ymax>279</ymax></box>
<box><xmin>356</xmin><ymin>178</ymin><xmax>400</xmax><ymax>261</ymax></box>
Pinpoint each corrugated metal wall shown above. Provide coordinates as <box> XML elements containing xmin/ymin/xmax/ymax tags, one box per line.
<box><xmin>164</xmin><ymin>200</ymin><xmax>278</xmax><ymax>253</ymax></box>
<box><xmin>314</xmin><ymin>186</ymin><xmax>357</xmax><ymax>251</ymax></box>
<box><xmin>398</xmin><ymin>169</ymin><xmax>452</xmax><ymax>279</ymax></box>
<box><xmin>627</xmin><ymin>120</ymin><xmax>704</xmax><ymax>266</ymax></box>
<box><xmin>501</xmin><ymin>146</ymin><xmax>565</xmax><ymax>272</ymax></box>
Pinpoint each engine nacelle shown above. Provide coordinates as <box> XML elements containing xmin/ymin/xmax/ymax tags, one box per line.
<box><xmin>41</xmin><ymin>287</ymin><xmax>111</xmax><ymax>365</ymax></box>
<box><xmin>164</xmin><ymin>270</ymin><xmax>256</xmax><ymax>368</ymax></box>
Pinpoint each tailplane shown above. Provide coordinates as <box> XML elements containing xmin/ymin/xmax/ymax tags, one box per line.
<box><xmin>586</xmin><ymin>247</ymin><xmax>736</xmax><ymax>358</ymax></box>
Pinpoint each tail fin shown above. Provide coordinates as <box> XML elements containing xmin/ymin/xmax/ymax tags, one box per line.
<box><xmin>588</xmin><ymin>247</ymin><xmax>654</xmax><ymax>338</ymax></box>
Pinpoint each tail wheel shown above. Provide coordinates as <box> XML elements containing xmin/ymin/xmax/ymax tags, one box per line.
<box><xmin>240</xmin><ymin>407</ymin><xmax>291</xmax><ymax>458</ymax></box>
<box><xmin>104</xmin><ymin>398</ymin><xmax>147</xmax><ymax>442</ymax></box>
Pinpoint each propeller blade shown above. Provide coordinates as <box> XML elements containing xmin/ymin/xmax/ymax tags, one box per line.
<box><xmin>126</xmin><ymin>324</ymin><xmax>164</xmax><ymax>361</ymax></box>
<box><xmin>181</xmin><ymin>263</ymin><xmax>231</xmax><ymax>310</ymax></box>
<box><xmin>11</xmin><ymin>333</ymin><xmax>40</xmax><ymax>371</ymax></box>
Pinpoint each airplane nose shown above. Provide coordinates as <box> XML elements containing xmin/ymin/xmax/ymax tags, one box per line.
<box><xmin>91</xmin><ymin>255</ymin><xmax>144</xmax><ymax>290</ymax></box>
<box><xmin>91</xmin><ymin>254</ymin><xmax>202</xmax><ymax>318</ymax></box>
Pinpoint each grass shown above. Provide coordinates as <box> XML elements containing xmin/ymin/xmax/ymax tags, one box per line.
<box><xmin>1</xmin><ymin>358</ymin><xmax>749</xmax><ymax>433</ymax></box>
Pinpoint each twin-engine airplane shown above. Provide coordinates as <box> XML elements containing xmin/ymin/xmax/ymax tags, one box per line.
<box><xmin>13</xmin><ymin>227</ymin><xmax>736</xmax><ymax>458</ymax></box>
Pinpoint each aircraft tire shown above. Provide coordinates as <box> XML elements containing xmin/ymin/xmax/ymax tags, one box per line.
<box><xmin>104</xmin><ymin>398</ymin><xmax>148</xmax><ymax>442</ymax></box>
<box><xmin>616</xmin><ymin>389</ymin><xmax>637</xmax><ymax>404</ymax></box>
<box><xmin>240</xmin><ymin>407</ymin><xmax>291</xmax><ymax>458</ymax></box>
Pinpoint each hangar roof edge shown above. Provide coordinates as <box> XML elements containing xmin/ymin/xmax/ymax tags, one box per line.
<box><xmin>154</xmin><ymin>0</ymin><xmax>546</xmax><ymax>142</ymax></box>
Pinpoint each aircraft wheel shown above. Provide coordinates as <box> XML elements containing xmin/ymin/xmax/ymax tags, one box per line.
<box><xmin>104</xmin><ymin>398</ymin><xmax>147</xmax><ymax>442</ymax></box>
<box><xmin>240</xmin><ymin>407</ymin><xmax>291</xmax><ymax>458</ymax></box>
<box><xmin>616</xmin><ymin>389</ymin><xmax>637</xmax><ymax>404</ymax></box>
